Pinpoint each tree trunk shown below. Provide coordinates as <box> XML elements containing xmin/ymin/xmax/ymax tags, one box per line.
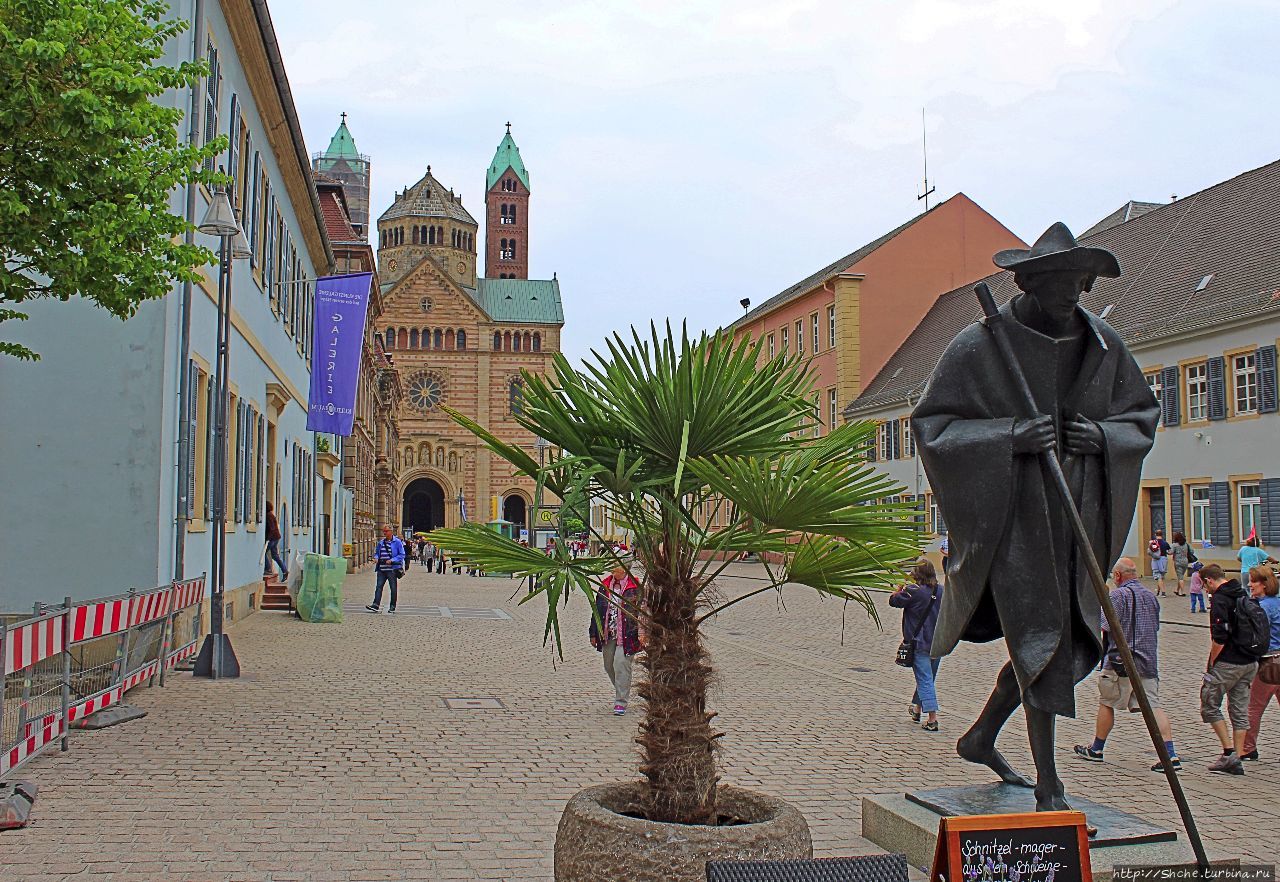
<box><xmin>636</xmin><ymin>567</ymin><xmax>720</xmax><ymax>825</ymax></box>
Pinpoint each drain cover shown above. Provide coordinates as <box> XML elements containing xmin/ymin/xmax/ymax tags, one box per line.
<box><xmin>443</xmin><ymin>697</ymin><xmax>505</xmax><ymax>710</ymax></box>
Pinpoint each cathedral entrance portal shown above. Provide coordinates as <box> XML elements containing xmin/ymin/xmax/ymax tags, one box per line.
<box><xmin>402</xmin><ymin>477</ymin><xmax>446</xmax><ymax>533</ymax></box>
<box><xmin>502</xmin><ymin>495</ymin><xmax>528</xmax><ymax>532</ymax></box>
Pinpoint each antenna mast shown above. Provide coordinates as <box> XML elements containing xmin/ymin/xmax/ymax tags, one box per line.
<box><xmin>917</xmin><ymin>108</ymin><xmax>936</xmax><ymax>210</ymax></box>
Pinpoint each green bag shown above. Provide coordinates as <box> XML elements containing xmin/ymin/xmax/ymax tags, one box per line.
<box><xmin>295</xmin><ymin>553</ymin><xmax>346</xmax><ymax>623</ymax></box>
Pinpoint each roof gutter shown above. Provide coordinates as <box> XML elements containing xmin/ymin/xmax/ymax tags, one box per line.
<box><xmin>248</xmin><ymin>0</ymin><xmax>335</xmax><ymax>274</ymax></box>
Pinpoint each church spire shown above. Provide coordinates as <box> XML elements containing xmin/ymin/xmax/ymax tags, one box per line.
<box><xmin>485</xmin><ymin>124</ymin><xmax>530</xmax><ymax>280</ymax></box>
<box><xmin>312</xmin><ymin>112</ymin><xmax>371</xmax><ymax>237</ymax></box>
<box><xmin>486</xmin><ymin>124</ymin><xmax>530</xmax><ymax>193</ymax></box>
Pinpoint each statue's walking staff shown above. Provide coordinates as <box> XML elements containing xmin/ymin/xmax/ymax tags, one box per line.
<box><xmin>974</xmin><ymin>281</ymin><xmax>1208</xmax><ymax>869</ymax></box>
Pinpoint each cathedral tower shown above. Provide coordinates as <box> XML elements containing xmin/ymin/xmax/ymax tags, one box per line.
<box><xmin>312</xmin><ymin>112</ymin><xmax>371</xmax><ymax>237</ymax></box>
<box><xmin>377</xmin><ymin>167</ymin><xmax>479</xmax><ymax>289</ymax></box>
<box><xmin>485</xmin><ymin>124</ymin><xmax>530</xmax><ymax>279</ymax></box>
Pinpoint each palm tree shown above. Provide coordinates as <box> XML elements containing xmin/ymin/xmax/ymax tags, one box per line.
<box><xmin>430</xmin><ymin>324</ymin><xmax>919</xmax><ymax>826</ymax></box>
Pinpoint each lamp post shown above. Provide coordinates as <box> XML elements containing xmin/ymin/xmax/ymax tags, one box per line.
<box><xmin>194</xmin><ymin>181</ymin><xmax>251</xmax><ymax>680</ymax></box>
<box><xmin>739</xmin><ymin>297</ymin><xmax>751</xmax><ymax>316</ymax></box>
<box><xmin>533</xmin><ymin>436</ymin><xmax>549</xmax><ymax>548</ymax></box>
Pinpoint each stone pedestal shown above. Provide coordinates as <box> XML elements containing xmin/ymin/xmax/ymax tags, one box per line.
<box><xmin>863</xmin><ymin>784</ymin><xmax>1222</xmax><ymax>882</ymax></box>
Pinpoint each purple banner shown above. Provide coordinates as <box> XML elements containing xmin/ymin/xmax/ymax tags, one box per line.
<box><xmin>307</xmin><ymin>272</ymin><xmax>372</xmax><ymax>436</ymax></box>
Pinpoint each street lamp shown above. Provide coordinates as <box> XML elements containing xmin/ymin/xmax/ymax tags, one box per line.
<box><xmin>194</xmin><ymin>180</ymin><xmax>248</xmax><ymax>680</ymax></box>
<box><xmin>533</xmin><ymin>436</ymin><xmax>549</xmax><ymax>548</ymax></box>
<box><xmin>739</xmin><ymin>297</ymin><xmax>751</xmax><ymax>316</ymax></box>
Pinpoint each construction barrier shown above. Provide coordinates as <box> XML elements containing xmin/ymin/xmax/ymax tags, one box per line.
<box><xmin>0</xmin><ymin>575</ymin><xmax>206</xmax><ymax>777</ymax></box>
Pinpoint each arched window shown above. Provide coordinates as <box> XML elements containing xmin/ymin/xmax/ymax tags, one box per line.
<box><xmin>510</xmin><ymin>239</ymin><xmax>518</xmax><ymax>260</ymax></box>
<box><xmin>412</xmin><ymin>226</ymin><xmax>419</xmax><ymax>244</ymax></box>
<box><xmin>437</xmin><ymin>226</ymin><xmax>443</xmax><ymax>244</ymax></box>
<box><xmin>493</xmin><ymin>332</ymin><xmax>502</xmax><ymax>351</ymax></box>
<box><xmin>522</xmin><ymin>332</ymin><xmax>531</xmax><ymax>351</ymax></box>
<box><xmin>509</xmin><ymin>378</ymin><xmax>524</xmax><ymax>415</ymax></box>
<box><xmin>434</xmin><ymin>329</ymin><xmax>443</xmax><ymax>349</ymax></box>
<box><xmin>503</xmin><ymin>332</ymin><xmax>511</xmax><ymax>351</ymax></box>
<box><xmin>385</xmin><ymin>327</ymin><xmax>395</xmax><ymax>349</ymax></box>
<box><xmin>533</xmin><ymin>332</ymin><xmax>541</xmax><ymax>352</ymax></box>
<box><xmin>456</xmin><ymin>330</ymin><xmax>466</xmax><ymax>350</ymax></box>
<box><xmin>428</xmin><ymin>226</ymin><xmax>436</xmax><ymax>245</ymax></box>
<box><xmin>444</xmin><ymin>328</ymin><xmax>454</xmax><ymax>351</ymax></box>
<box><xmin>510</xmin><ymin>205</ymin><xmax>518</xmax><ymax>223</ymax></box>
<box><xmin>513</xmin><ymin>332</ymin><xmax>522</xmax><ymax>352</ymax></box>
<box><xmin>409</xmin><ymin>328</ymin><xmax>419</xmax><ymax>348</ymax></box>
<box><xmin>397</xmin><ymin>328</ymin><xmax>408</xmax><ymax>349</ymax></box>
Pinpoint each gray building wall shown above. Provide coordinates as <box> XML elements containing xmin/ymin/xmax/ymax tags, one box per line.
<box><xmin>0</xmin><ymin>0</ymin><xmax>334</xmax><ymax>611</ymax></box>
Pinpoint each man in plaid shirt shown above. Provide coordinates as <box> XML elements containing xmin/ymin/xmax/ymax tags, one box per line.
<box><xmin>1073</xmin><ymin>557</ymin><xmax>1181</xmax><ymax>771</ymax></box>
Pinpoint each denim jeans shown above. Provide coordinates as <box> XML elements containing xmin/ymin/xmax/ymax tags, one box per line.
<box><xmin>264</xmin><ymin>539</ymin><xmax>287</xmax><ymax>578</ymax></box>
<box><xmin>371</xmin><ymin>569</ymin><xmax>398</xmax><ymax>610</ymax></box>
<box><xmin>911</xmin><ymin>654</ymin><xmax>941</xmax><ymax>713</ymax></box>
<box><xmin>1190</xmin><ymin>592</ymin><xmax>1206</xmax><ymax>612</ymax></box>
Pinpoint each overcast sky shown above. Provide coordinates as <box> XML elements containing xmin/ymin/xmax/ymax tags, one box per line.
<box><xmin>272</xmin><ymin>0</ymin><xmax>1280</xmax><ymax>364</ymax></box>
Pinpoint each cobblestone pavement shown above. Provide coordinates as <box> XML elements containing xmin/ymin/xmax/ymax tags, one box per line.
<box><xmin>4</xmin><ymin>565</ymin><xmax>1276</xmax><ymax>880</ymax></box>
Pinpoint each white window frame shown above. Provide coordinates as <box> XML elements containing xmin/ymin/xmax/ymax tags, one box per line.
<box><xmin>828</xmin><ymin>388</ymin><xmax>838</xmax><ymax>432</ymax></box>
<box><xmin>1189</xmin><ymin>485</ymin><xmax>1211</xmax><ymax>545</ymax></box>
<box><xmin>827</xmin><ymin>305</ymin><xmax>836</xmax><ymax>349</ymax></box>
<box><xmin>1186</xmin><ymin>362</ymin><xmax>1208</xmax><ymax>421</ymax></box>
<box><xmin>877</xmin><ymin>422</ymin><xmax>893</xmax><ymax>460</ymax></box>
<box><xmin>1145</xmin><ymin>371</ymin><xmax>1163</xmax><ymax>427</ymax></box>
<box><xmin>767</xmin><ymin>334</ymin><xmax>775</xmax><ymax>359</ymax></box>
<box><xmin>1233</xmin><ymin>353</ymin><xmax>1258</xmax><ymax>415</ymax></box>
<box><xmin>795</xmin><ymin>320</ymin><xmax>804</xmax><ymax>355</ymax></box>
<box><xmin>900</xmin><ymin>417</ymin><xmax>914</xmax><ymax>458</ymax></box>
<box><xmin>812</xmin><ymin>313</ymin><xmax>820</xmax><ymax>354</ymax></box>
<box><xmin>780</xmin><ymin>327</ymin><xmax>788</xmax><ymax>354</ymax></box>
<box><xmin>1238</xmin><ymin>483</ymin><xmax>1261</xmax><ymax>542</ymax></box>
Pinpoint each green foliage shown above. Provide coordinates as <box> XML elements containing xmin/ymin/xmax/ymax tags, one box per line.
<box><xmin>431</xmin><ymin>323</ymin><xmax>922</xmax><ymax>651</ymax></box>
<box><xmin>0</xmin><ymin>0</ymin><xmax>224</xmax><ymax>360</ymax></box>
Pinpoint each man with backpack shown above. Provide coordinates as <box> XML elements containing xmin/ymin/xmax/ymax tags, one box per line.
<box><xmin>1200</xmin><ymin>563</ymin><xmax>1269</xmax><ymax>774</ymax></box>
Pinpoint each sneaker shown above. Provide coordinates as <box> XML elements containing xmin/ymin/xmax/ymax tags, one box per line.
<box><xmin>1241</xmin><ymin>750</ymin><xmax>1259</xmax><ymax>761</ymax></box>
<box><xmin>909</xmin><ymin>704</ymin><xmax>921</xmax><ymax>723</ymax></box>
<box><xmin>1150</xmin><ymin>757</ymin><xmax>1182</xmax><ymax>772</ymax></box>
<box><xmin>388</xmin><ymin>608</ymin><xmax>396</xmax><ymax>615</ymax></box>
<box><xmin>1073</xmin><ymin>745</ymin><xmax>1105</xmax><ymax>762</ymax></box>
<box><xmin>1208</xmin><ymin>754</ymin><xmax>1244</xmax><ymax>775</ymax></box>
<box><xmin>365</xmin><ymin>604</ymin><xmax>380</xmax><ymax>613</ymax></box>
<box><xmin>612</xmin><ymin>704</ymin><xmax>626</xmax><ymax>715</ymax></box>
<box><xmin>921</xmin><ymin>720</ymin><xmax>939</xmax><ymax>732</ymax></box>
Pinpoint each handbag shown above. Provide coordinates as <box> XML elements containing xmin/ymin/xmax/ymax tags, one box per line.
<box><xmin>1258</xmin><ymin>653</ymin><xmax>1280</xmax><ymax>686</ymax></box>
<box><xmin>895</xmin><ymin>586</ymin><xmax>938</xmax><ymax>668</ymax></box>
<box><xmin>1187</xmin><ymin>546</ymin><xmax>1198</xmax><ymax>564</ymax></box>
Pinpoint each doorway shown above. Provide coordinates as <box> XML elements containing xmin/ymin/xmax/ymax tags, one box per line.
<box><xmin>1144</xmin><ymin>486</ymin><xmax>1167</xmax><ymax>576</ymax></box>
<box><xmin>502</xmin><ymin>495</ymin><xmax>527</xmax><ymax>531</ymax></box>
<box><xmin>402</xmin><ymin>477</ymin><xmax>446</xmax><ymax>534</ymax></box>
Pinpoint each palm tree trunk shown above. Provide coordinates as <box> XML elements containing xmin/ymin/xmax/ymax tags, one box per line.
<box><xmin>637</xmin><ymin>567</ymin><xmax>720</xmax><ymax>825</ymax></box>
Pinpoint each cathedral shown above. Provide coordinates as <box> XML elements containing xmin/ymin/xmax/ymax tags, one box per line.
<box><xmin>373</xmin><ymin>125</ymin><xmax>564</xmax><ymax>535</ymax></box>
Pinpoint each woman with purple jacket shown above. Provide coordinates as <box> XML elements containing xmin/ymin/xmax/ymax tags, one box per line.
<box><xmin>890</xmin><ymin>558</ymin><xmax>944</xmax><ymax>730</ymax></box>
<box><xmin>590</xmin><ymin>563</ymin><xmax>645</xmax><ymax>715</ymax></box>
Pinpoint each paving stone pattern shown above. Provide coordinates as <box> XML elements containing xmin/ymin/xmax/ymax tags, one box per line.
<box><xmin>3</xmin><ymin>566</ymin><xmax>1275</xmax><ymax>880</ymax></box>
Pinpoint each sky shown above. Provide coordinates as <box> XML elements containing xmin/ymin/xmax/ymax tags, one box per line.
<box><xmin>272</xmin><ymin>0</ymin><xmax>1280</xmax><ymax>365</ymax></box>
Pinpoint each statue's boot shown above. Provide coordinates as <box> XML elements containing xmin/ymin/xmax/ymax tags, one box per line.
<box><xmin>956</xmin><ymin>662</ymin><xmax>1033</xmax><ymax>788</ymax></box>
<box><xmin>1027</xmin><ymin>705</ymin><xmax>1072</xmax><ymax>811</ymax></box>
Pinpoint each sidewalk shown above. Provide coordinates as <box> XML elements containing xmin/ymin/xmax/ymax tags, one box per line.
<box><xmin>2</xmin><ymin>564</ymin><xmax>1276</xmax><ymax>880</ymax></box>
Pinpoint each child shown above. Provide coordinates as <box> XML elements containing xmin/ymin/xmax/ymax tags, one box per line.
<box><xmin>1189</xmin><ymin>561</ymin><xmax>1206</xmax><ymax>613</ymax></box>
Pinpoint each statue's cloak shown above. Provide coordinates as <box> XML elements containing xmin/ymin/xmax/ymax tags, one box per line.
<box><xmin>911</xmin><ymin>301</ymin><xmax>1158</xmax><ymax>716</ymax></box>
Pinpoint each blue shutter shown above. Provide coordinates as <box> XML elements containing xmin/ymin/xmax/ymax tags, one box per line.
<box><xmin>1261</xmin><ymin>479</ymin><xmax>1280</xmax><ymax>546</ymax></box>
<box><xmin>205</xmin><ymin>374</ymin><xmax>216</xmax><ymax>518</ymax></box>
<box><xmin>1209</xmin><ymin>481</ymin><xmax>1232</xmax><ymax>547</ymax></box>
<box><xmin>185</xmin><ymin>364</ymin><xmax>198</xmax><ymax>518</ymax></box>
<box><xmin>889</xmin><ymin>421</ymin><xmax>900</xmax><ymax>460</ymax></box>
<box><xmin>1159</xmin><ymin>366</ymin><xmax>1180</xmax><ymax>426</ymax></box>
<box><xmin>1206</xmin><ymin>356</ymin><xmax>1226</xmax><ymax>421</ymax></box>
<box><xmin>1169</xmin><ymin>485</ymin><xmax>1185</xmax><ymax>535</ymax></box>
<box><xmin>227</xmin><ymin>95</ymin><xmax>239</xmax><ymax>195</ymax></box>
<box><xmin>256</xmin><ymin>414</ymin><xmax>266</xmax><ymax>523</ymax></box>
<box><xmin>1258</xmin><ymin>345</ymin><xmax>1278</xmax><ymax>414</ymax></box>
<box><xmin>867</xmin><ymin>426</ymin><xmax>878</xmax><ymax>463</ymax></box>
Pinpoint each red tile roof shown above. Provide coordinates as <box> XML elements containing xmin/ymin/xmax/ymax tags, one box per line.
<box><xmin>317</xmin><ymin>185</ymin><xmax>360</xmax><ymax>243</ymax></box>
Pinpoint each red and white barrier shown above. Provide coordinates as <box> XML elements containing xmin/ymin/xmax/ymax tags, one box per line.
<box><xmin>70</xmin><ymin>597</ymin><xmax>130</xmax><ymax>643</ymax></box>
<box><xmin>170</xmin><ymin>577</ymin><xmax>205</xmax><ymax>612</ymax></box>
<box><xmin>3</xmin><ymin>713</ymin><xmax>65</xmax><ymax>775</ymax></box>
<box><xmin>3</xmin><ymin>612</ymin><xmax>66</xmax><ymax>676</ymax></box>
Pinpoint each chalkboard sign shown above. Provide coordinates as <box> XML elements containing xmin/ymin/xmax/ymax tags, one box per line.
<box><xmin>931</xmin><ymin>811</ymin><xmax>1092</xmax><ymax>882</ymax></box>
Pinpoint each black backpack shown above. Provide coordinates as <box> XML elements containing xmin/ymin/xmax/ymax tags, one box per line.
<box><xmin>1231</xmin><ymin>596</ymin><xmax>1272</xmax><ymax>659</ymax></box>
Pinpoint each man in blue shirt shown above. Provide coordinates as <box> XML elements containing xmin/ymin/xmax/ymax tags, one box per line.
<box><xmin>366</xmin><ymin>524</ymin><xmax>405</xmax><ymax>614</ymax></box>
<box><xmin>1073</xmin><ymin>557</ymin><xmax>1180</xmax><ymax>771</ymax></box>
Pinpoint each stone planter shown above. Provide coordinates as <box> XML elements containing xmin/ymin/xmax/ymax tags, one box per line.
<box><xmin>554</xmin><ymin>781</ymin><xmax>812</xmax><ymax>882</ymax></box>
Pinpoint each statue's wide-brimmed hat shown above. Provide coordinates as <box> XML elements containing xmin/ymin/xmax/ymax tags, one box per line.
<box><xmin>993</xmin><ymin>222</ymin><xmax>1121</xmax><ymax>277</ymax></box>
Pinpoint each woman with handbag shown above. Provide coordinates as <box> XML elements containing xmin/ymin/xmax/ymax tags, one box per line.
<box><xmin>1169</xmin><ymin>531</ymin><xmax>1194</xmax><ymax>596</ymax></box>
<box><xmin>890</xmin><ymin>558</ymin><xmax>944</xmax><ymax>731</ymax></box>
<box><xmin>1242</xmin><ymin>565</ymin><xmax>1280</xmax><ymax>761</ymax></box>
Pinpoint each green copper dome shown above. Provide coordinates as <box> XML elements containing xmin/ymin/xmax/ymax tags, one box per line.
<box><xmin>486</xmin><ymin>126</ymin><xmax>530</xmax><ymax>192</ymax></box>
<box><xmin>316</xmin><ymin>114</ymin><xmax>360</xmax><ymax>170</ymax></box>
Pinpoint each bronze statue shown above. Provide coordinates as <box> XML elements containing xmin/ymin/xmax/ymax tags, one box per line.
<box><xmin>912</xmin><ymin>223</ymin><xmax>1159</xmax><ymax>811</ymax></box>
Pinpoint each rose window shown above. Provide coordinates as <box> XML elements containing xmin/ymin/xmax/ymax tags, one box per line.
<box><xmin>407</xmin><ymin>371</ymin><xmax>445</xmax><ymax>413</ymax></box>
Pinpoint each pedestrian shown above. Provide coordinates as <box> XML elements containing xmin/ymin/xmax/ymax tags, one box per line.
<box><xmin>1148</xmin><ymin>529</ymin><xmax>1170</xmax><ymax>596</ymax></box>
<box><xmin>589</xmin><ymin>562</ymin><xmax>644</xmax><ymax>715</ymax></box>
<box><xmin>1169</xmin><ymin>531</ymin><xmax>1194</xmax><ymax>596</ymax></box>
<box><xmin>1200</xmin><ymin>564</ymin><xmax>1262</xmax><ymax>774</ymax></box>
<box><xmin>939</xmin><ymin>535</ymin><xmax>950</xmax><ymax>576</ymax></box>
<box><xmin>1189</xmin><ymin>561</ymin><xmax>1207</xmax><ymax>613</ymax></box>
<box><xmin>366</xmin><ymin>525</ymin><xmax>405</xmax><ymax>614</ymax></box>
<box><xmin>417</xmin><ymin>537</ymin><xmax>428</xmax><ymax>565</ymax></box>
<box><xmin>1073</xmin><ymin>557</ymin><xmax>1180</xmax><ymax>771</ymax></box>
<box><xmin>263</xmin><ymin>501</ymin><xmax>288</xmax><ymax>582</ymax></box>
<box><xmin>1242</xmin><ymin>565</ymin><xmax>1280</xmax><ymax>762</ymax></box>
<box><xmin>889</xmin><ymin>558</ymin><xmax>944</xmax><ymax>731</ymax></box>
<box><xmin>1238</xmin><ymin>533</ymin><xmax>1277</xmax><ymax>573</ymax></box>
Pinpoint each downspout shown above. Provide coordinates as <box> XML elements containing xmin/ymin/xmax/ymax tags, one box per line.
<box><xmin>174</xmin><ymin>0</ymin><xmax>207</xmax><ymax>583</ymax></box>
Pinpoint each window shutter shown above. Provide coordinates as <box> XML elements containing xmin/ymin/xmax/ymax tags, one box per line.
<box><xmin>227</xmin><ymin>95</ymin><xmax>239</xmax><ymax>193</ymax></box>
<box><xmin>1168</xmin><ymin>485</ymin><xmax>1185</xmax><ymax>535</ymax></box>
<box><xmin>1206</xmin><ymin>356</ymin><xmax>1227</xmax><ymax>420</ymax></box>
<box><xmin>185</xmin><ymin>365</ymin><xmax>198</xmax><ymax>518</ymax></box>
<box><xmin>234</xmin><ymin>402</ymin><xmax>244</xmax><ymax>522</ymax></box>
<box><xmin>1258</xmin><ymin>345</ymin><xmax>1278</xmax><ymax>414</ymax></box>
<box><xmin>867</xmin><ymin>426</ymin><xmax>878</xmax><ymax>462</ymax></box>
<box><xmin>1159</xmin><ymin>366</ymin><xmax>1180</xmax><ymax>426</ymax></box>
<box><xmin>257</xmin><ymin>414</ymin><xmax>265</xmax><ymax>523</ymax></box>
<box><xmin>1261</xmin><ymin>478</ymin><xmax>1280</xmax><ymax>546</ymax></box>
<box><xmin>205</xmin><ymin>374</ymin><xmax>216</xmax><ymax>518</ymax></box>
<box><xmin>1209</xmin><ymin>481</ymin><xmax>1232</xmax><ymax>547</ymax></box>
<box><xmin>889</xmin><ymin>421</ymin><xmax>900</xmax><ymax>460</ymax></box>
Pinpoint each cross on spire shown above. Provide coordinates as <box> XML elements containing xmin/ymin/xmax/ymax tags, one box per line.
<box><xmin>505</xmin><ymin>121</ymin><xmax>511</xmax><ymax>134</ymax></box>
<box><xmin>341</xmin><ymin>111</ymin><xmax>347</xmax><ymax>124</ymax></box>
